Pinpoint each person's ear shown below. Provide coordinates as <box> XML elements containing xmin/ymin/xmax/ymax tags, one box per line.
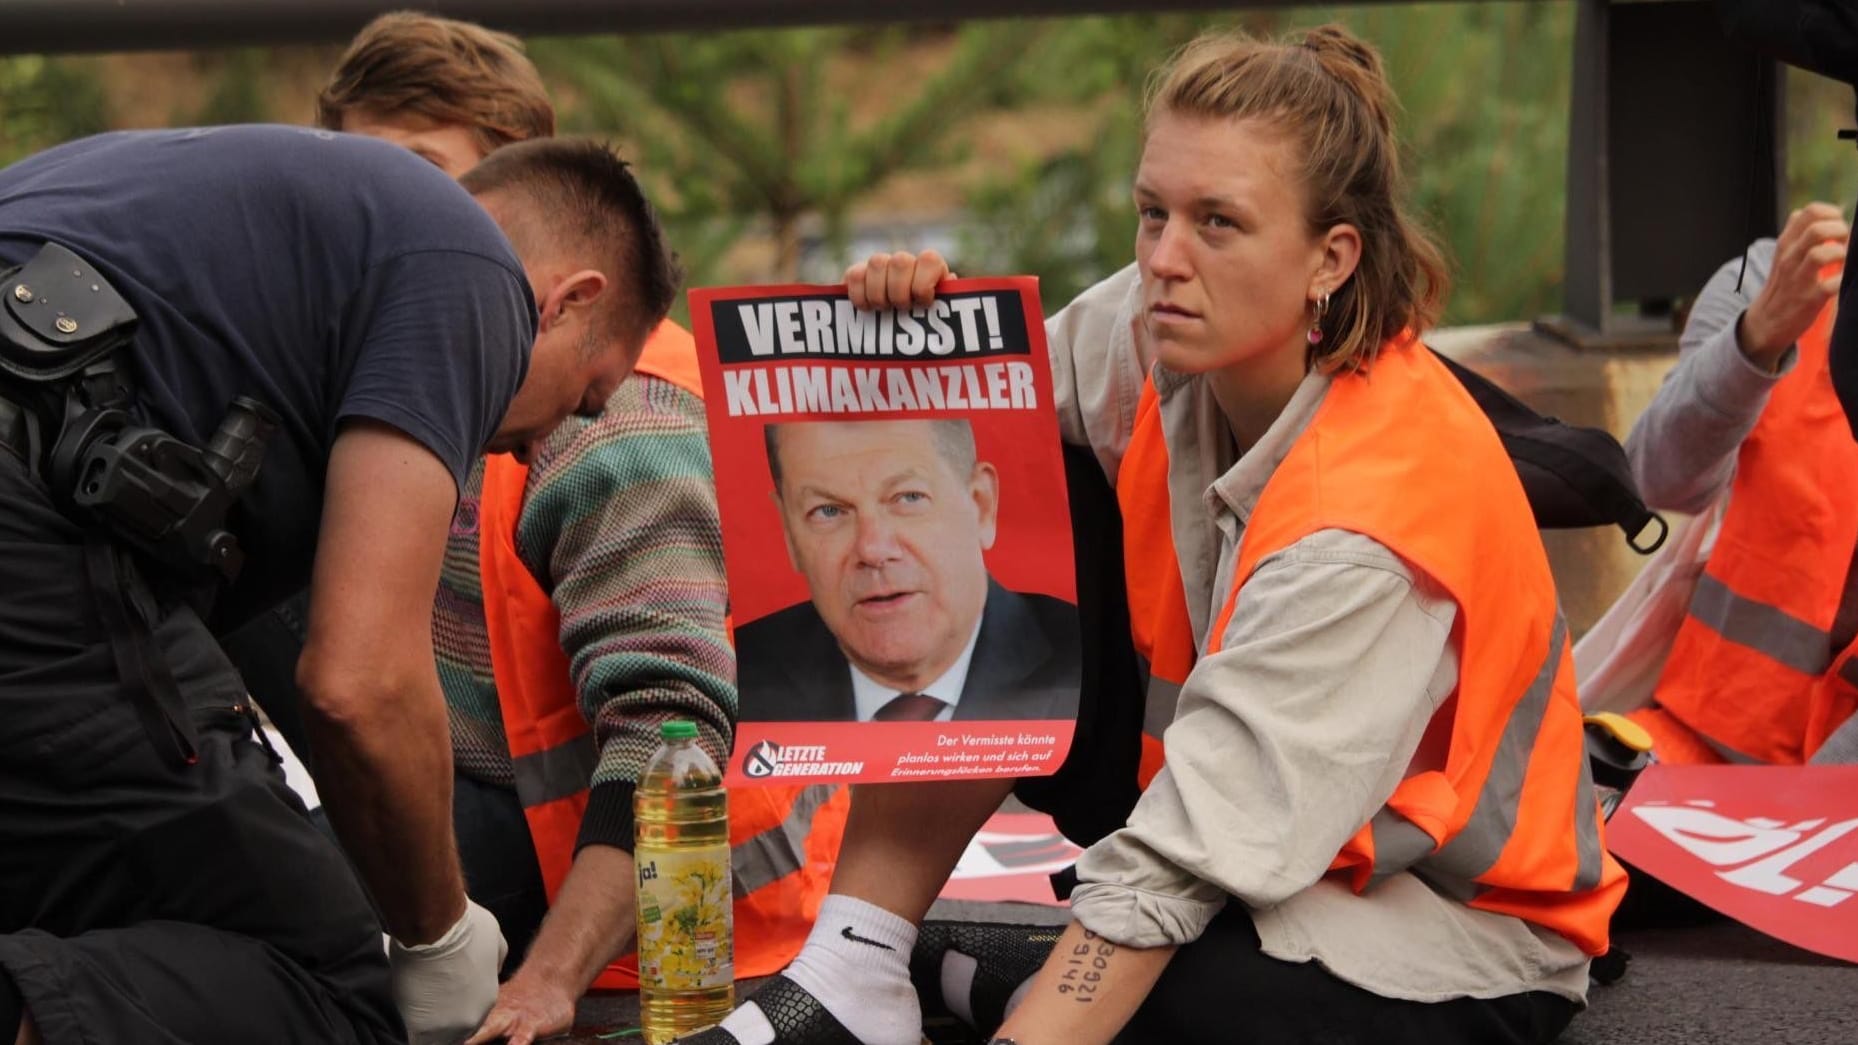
<box><xmin>537</xmin><ymin>269</ymin><xmax>608</xmax><ymax>332</ymax></box>
<box><xmin>970</xmin><ymin>462</ymin><xmax>1000</xmax><ymax>551</ymax></box>
<box><xmin>1311</xmin><ymin>223</ymin><xmax>1362</xmax><ymax>301</ymax></box>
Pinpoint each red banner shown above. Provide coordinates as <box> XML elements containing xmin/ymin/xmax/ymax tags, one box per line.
<box><xmin>1608</xmin><ymin>765</ymin><xmax>1858</xmax><ymax>963</ymax></box>
<box><xmin>939</xmin><ymin>812</ymin><xmax>1084</xmax><ymax>905</ymax></box>
<box><xmin>691</xmin><ymin>279</ymin><xmax>1081</xmax><ymax>788</ymax></box>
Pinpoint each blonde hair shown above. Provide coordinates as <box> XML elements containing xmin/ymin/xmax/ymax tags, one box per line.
<box><xmin>1146</xmin><ymin>24</ymin><xmax>1448</xmax><ymax>371</ymax></box>
<box><xmin>316</xmin><ymin>11</ymin><xmax>555</xmax><ymax>154</ymax></box>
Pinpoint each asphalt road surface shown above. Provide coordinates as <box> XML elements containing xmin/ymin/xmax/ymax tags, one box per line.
<box><xmin>569</xmin><ymin>902</ymin><xmax>1856</xmax><ymax>1043</ymax></box>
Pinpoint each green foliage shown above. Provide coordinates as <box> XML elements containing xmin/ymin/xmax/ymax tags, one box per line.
<box><xmin>11</xmin><ymin>5</ymin><xmax>1842</xmax><ymax>333</ymax></box>
<box><xmin>1784</xmin><ymin>69</ymin><xmax>1858</xmax><ymax>213</ymax></box>
<box><xmin>959</xmin><ymin>4</ymin><xmax>1575</xmax><ymax>324</ymax></box>
<box><xmin>954</xmin><ymin>15</ymin><xmax>1225</xmax><ymax>309</ymax></box>
<box><xmin>1333</xmin><ymin>3</ymin><xmax>1574</xmax><ymax>326</ymax></box>
<box><xmin>0</xmin><ymin>56</ymin><xmax>110</xmax><ymax>168</ymax></box>
<box><xmin>957</xmin><ymin>119</ymin><xmax>1141</xmax><ymax>312</ymax></box>
<box><xmin>192</xmin><ymin>49</ymin><xmax>275</xmax><ymax>126</ymax></box>
<box><xmin>533</xmin><ymin>21</ymin><xmax>1043</xmax><ymax>315</ymax></box>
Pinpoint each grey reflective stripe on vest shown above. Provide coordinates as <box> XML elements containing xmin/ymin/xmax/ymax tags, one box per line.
<box><xmin>1135</xmin><ymin>652</ymin><xmax>1182</xmax><ymax>739</ymax></box>
<box><xmin>1143</xmin><ymin>676</ymin><xmax>1182</xmax><ymax>740</ymax></box>
<box><xmin>1367</xmin><ymin>614</ymin><xmax>1601</xmax><ymax>893</ymax></box>
<box><xmin>1690</xmin><ymin>574</ymin><xmax>1834</xmax><ymax>676</ymax></box>
<box><xmin>732</xmin><ymin>784</ymin><xmax>840</xmax><ymax>898</ymax></box>
<box><xmin>512</xmin><ymin>732</ymin><xmax>599</xmax><ymax>808</ymax></box>
<box><xmin>1570</xmin><ymin>730</ymin><xmax>1606</xmax><ymax>891</ymax></box>
<box><xmin>1425</xmin><ymin>614</ymin><xmax>1568</xmax><ymax>882</ymax></box>
<box><xmin>1367</xmin><ymin>808</ymin><xmax>1437</xmax><ymax>887</ymax></box>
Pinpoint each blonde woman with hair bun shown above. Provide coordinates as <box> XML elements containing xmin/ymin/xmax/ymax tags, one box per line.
<box><xmin>836</xmin><ymin>22</ymin><xmax>1624</xmax><ymax>1045</ymax></box>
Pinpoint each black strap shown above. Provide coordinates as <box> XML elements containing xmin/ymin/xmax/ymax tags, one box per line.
<box><xmin>1433</xmin><ymin>349</ymin><xmax>1668</xmax><ymax>553</ymax></box>
<box><xmin>82</xmin><ymin>534</ymin><xmax>199</xmax><ymax>768</ymax></box>
<box><xmin>0</xmin><ymin>395</ymin><xmax>27</xmax><ymax>462</ymax></box>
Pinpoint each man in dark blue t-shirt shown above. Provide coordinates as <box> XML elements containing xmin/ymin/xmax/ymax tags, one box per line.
<box><xmin>0</xmin><ymin>126</ymin><xmax>676</xmax><ymax>1045</ymax></box>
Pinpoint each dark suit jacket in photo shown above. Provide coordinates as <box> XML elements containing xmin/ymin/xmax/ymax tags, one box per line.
<box><xmin>735</xmin><ymin>580</ymin><xmax>1081</xmax><ymax>723</ymax></box>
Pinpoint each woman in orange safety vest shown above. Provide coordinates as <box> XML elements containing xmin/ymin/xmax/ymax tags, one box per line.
<box><xmin>861</xmin><ymin>24</ymin><xmax>1625</xmax><ymax>1045</ymax></box>
<box><xmin>1625</xmin><ymin>216</ymin><xmax>1858</xmax><ymax>766</ymax></box>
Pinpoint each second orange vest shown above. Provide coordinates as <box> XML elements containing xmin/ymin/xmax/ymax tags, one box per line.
<box><xmin>1119</xmin><ymin>338</ymin><xmax>1625</xmax><ymax>955</ymax></box>
<box><xmin>479</xmin><ymin>321</ymin><xmax>848</xmax><ymax>989</ymax></box>
<box><xmin>1650</xmin><ymin>295</ymin><xmax>1858</xmax><ymax>764</ymax></box>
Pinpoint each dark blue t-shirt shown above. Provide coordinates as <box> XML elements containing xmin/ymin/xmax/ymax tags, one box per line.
<box><xmin>0</xmin><ymin>126</ymin><xmax>537</xmax><ymax>625</ymax></box>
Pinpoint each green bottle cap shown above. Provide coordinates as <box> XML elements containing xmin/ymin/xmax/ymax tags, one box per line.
<box><xmin>661</xmin><ymin>720</ymin><xmax>698</xmax><ymax>740</ymax></box>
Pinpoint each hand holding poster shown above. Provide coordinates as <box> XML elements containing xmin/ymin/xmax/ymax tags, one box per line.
<box><xmin>691</xmin><ymin>279</ymin><xmax>1080</xmax><ymax>787</ymax></box>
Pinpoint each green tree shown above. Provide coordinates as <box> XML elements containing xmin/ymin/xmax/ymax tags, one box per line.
<box><xmin>1336</xmin><ymin>2</ymin><xmax>1574</xmax><ymax>325</ymax></box>
<box><xmin>0</xmin><ymin>55</ymin><xmax>110</xmax><ymax>167</ymax></box>
<box><xmin>190</xmin><ymin>49</ymin><xmax>276</xmax><ymax>126</ymax></box>
<box><xmin>1785</xmin><ymin>68</ymin><xmax>1858</xmax><ymax>213</ymax></box>
<box><xmin>533</xmin><ymin>22</ymin><xmax>1043</xmax><ymax>299</ymax></box>
<box><xmin>956</xmin><ymin>12</ymin><xmax>1247</xmax><ymax>309</ymax></box>
<box><xmin>957</xmin><ymin>4</ymin><xmax>1576</xmax><ymax>325</ymax></box>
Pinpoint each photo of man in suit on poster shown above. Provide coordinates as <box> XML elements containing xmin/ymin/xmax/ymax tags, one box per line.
<box><xmin>736</xmin><ymin>417</ymin><xmax>1080</xmax><ymax>723</ymax></box>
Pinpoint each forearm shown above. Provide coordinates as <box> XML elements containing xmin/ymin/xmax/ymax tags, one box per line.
<box><xmin>1626</xmin><ymin>316</ymin><xmax>1781</xmax><ymax>513</ymax></box>
<box><xmin>301</xmin><ymin>671</ymin><xmax>465</xmax><ymax>944</ymax></box>
<box><xmin>1071</xmin><ymin>535</ymin><xmax>1452</xmax><ymax>945</ymax></box>
<box><xmin>993</xmin><ymin>922</ymin><xmax>1174</xmax><ymax>1045</ymax></box>
<box><xmin>508</xmin><ymin>845</ymin><xmax>638</xmax><ymax>996</ymax></box>
<box><xmin>523</xmin><ymin>393</ymin><xmax>736</xmax><ymax>844</ymax></box>
<box><xmin>1628</xmin><ymin>239</ymin><xmax>1800</xmax><ymax>513</ymax></box>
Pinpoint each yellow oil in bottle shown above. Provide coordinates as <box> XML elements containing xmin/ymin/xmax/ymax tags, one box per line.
<box><xmin>635</xmin><ymin>720</ymin><xmax>733</xmax><ymax>1043</ymax></box>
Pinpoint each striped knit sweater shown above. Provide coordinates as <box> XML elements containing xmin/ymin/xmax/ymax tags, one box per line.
<box><xmin>433</xmin><ymin>371</ymin><xmax>736</xmax><ymax>853</ymax></box>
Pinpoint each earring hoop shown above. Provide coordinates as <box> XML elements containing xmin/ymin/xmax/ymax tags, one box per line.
<box><xmin>1307</xmin><ymin>291</ymin><xmax>1330</xmax><ymax>346</ymax></box>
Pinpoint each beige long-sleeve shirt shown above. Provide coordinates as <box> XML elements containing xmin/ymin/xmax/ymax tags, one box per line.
<box><xmin>1049</xmin><ymin>278</ymin><xmax>1593</xmax><ymax>1004</ymax></box>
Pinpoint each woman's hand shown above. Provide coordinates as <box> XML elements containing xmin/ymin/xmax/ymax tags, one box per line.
<box><xmin>1740</xmin><ymin>201</ymin><xmax>1848</xmax><ymax>371</ymax></box>
<box><xmin>843</xmin><ymin>249</ymin><xmax>954</xmax><ymax>310</ymax></box>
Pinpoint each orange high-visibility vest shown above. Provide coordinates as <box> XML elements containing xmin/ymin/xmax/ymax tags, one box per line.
<box><xmin>1119</xmin><ymin>390</ymin><xmax>1193</xmax><ymax>791</ymax></box>
<box><xmin>1119</xmin><ymin>337</ymin><xmax>1625</xmax><ymax>955</ymax></box>
<box><xmin>1649</xmin><ymin>292</ymin><xmax>1858</xmax><ymax>764</ymax></box>
<box><xmin>480</xmin><ymin>320</ymin><xmax>848</xmax><ymax>989</ymax></box>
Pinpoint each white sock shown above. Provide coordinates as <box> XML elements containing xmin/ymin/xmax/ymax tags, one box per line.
<box><xmin>717</xmin><ymin>1001</ymin><xmax>776</xmax><ymax>1045</ymax></box>
<box><xmin>939</xmin><ymin>950</ymin><xmax>979</xmax><ymax>1028</ymax></box>
<box><xmin>724</xmin><ymin>895</ymin><xmax>920</xmax><ymax>1045</ymax></box>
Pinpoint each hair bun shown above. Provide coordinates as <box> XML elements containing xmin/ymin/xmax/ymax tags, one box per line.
<box><xmin>1300</xmin><ymin>23</ymin><xmax>1394</xmax><ymax>133</ymax></box>
<box><xmin>1301</xmin><ymin>24</ymin><xmax>1381</xmax><ymax>76</ymax></box>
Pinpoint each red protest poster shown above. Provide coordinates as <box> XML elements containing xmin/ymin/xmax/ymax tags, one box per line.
<box><xmin>691</xmin><ymin>279</ymin><xmax>1080</xmax><ymax>787</ymax></box>
<box><xmin>1607</xmin><ymin>764</ymin><xmax>1858</xmax><ymax>963</ymax></box>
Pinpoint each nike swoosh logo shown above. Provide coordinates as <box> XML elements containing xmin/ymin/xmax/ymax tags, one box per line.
<box><xmin>840</xmin><ymin>926</ymin><xmax>895</xmax><ymax>951</ymax></box>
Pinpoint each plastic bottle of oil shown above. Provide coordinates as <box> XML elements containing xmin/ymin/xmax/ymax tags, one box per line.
<box><xmin>635</xmin><ymin>720</ymin><xmax>733</xmax><ymax>1043</ymax></box>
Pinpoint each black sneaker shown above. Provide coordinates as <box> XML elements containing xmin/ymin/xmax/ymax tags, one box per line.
<box><xmin>678</xmin><ymin>975</ymin><xmax>864</xmax><ymax>1044</ymax></box>
<box><xmin>909</xmin><ymin>921</ymin><xmax>1062</xmax><ymax>1032</ymax></box>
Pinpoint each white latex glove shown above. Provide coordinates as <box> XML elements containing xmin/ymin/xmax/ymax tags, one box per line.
<box><xmin>388</xmin><ymin>898</ymin><xmax>509</xmax><ymax>1045</ymax></box>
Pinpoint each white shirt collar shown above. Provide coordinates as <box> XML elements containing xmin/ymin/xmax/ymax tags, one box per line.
<box><xmin>850</xmin><ymin>613</ymin><xmax>985</xmax><ymax>722</ymax></box>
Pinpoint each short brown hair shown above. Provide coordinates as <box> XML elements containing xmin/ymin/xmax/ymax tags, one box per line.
<box><xmin>766</xmin><ymin>420</ymin><xmax>976</xmax><ymax>492</ymax></box>
<box><xmin>316</xmin><ymin>10</ymin><xmax>555</xmax><ymax>154</ymax></box>
<box><xmin>461</xmin><ymin>138</ymin><xmax>682</xmax><ymax>347</ymax></box>
<box><xmin>1148</xmin><ymin>24</ymin><xmax>1449</xmax><ymax>371</ymax></box>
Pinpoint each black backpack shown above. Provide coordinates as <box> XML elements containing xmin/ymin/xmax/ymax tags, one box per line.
<box><xmin>1434</xmin><ymin>348</ymin><xmax>1667</xmax><ymax>552</ymax></box>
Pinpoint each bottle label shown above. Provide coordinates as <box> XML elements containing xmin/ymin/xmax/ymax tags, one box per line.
<box><xmin>635</xmin><ymin>844</ymin><xmax>734</xmax><ymax>990</ymax></box>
